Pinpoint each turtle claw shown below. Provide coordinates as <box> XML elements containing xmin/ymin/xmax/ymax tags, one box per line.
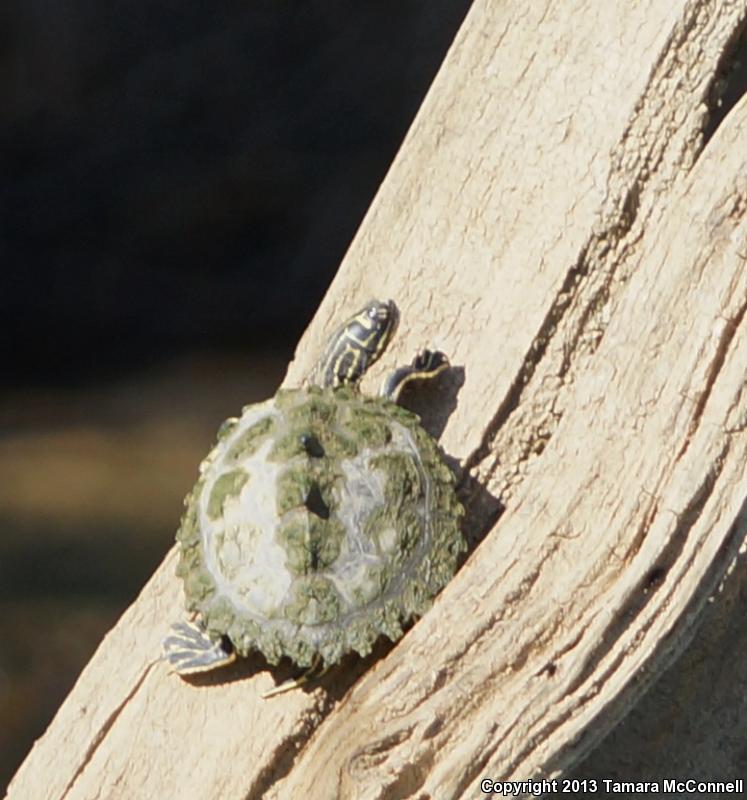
<box><xmin>162</xmin><ymin>620</ymin><xmax>236</xmax><ymax>675</ymax></box>
<box><xmin>261</xmin><ymin>655</ymin><xmax>327</xmax><ymax>699</ymax></box>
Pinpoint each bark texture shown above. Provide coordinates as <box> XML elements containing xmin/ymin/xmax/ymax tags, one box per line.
<box><xmin>8</xmin><ymin>1</ymin><xmax>747</xmax><ymax>798</ymax></box>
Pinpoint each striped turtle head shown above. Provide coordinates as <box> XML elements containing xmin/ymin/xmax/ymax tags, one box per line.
<box><xmin>319</xmin><ymin>299</ymin><xmax>399</xmax><ymax>388</ymax></box>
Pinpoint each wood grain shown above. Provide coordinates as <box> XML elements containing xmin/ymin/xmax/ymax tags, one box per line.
<box><xmin>7</xmin><ymin>1</ymin><xmax>747</xmax><ymax>798</ymax></box>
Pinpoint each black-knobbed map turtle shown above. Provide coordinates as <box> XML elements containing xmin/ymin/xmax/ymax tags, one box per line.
<box><xmin>163</xmin><ymin>300</ymin><xmax>465</xmax><ymax>695</ymax></box>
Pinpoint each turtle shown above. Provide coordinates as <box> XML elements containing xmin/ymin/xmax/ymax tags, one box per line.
<box><xmin>163</xmin><ymin>299</ymin><xmax>465</xmax><ymax>696</ymax></box>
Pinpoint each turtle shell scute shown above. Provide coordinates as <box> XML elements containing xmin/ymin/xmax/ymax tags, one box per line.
<box><xmin>175</xmin><ymin>387</ymin><xmax>465</xmax><ymax>668</ymax></box>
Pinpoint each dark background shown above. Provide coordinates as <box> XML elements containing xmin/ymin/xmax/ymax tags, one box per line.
<box><xmin>0</xmin><ymin>1</ymin><xmax>471</xmax><ymax>789</ymax></box>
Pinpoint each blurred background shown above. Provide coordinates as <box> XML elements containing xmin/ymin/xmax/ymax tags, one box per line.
<box><xmin>0</xmin><ymin>0</ymin><xmax>472</xmax><ymax>788</ymax></box>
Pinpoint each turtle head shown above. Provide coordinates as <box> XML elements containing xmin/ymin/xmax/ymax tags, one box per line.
<box><xmin>351</xmin><ymin>299</ymin><xmax>399</xmax><ymax>357</ymax></box>
<box><xmin>319</xmin><ymin>299</ymin><xmax>399</xmax><ymax>388</ymax></box>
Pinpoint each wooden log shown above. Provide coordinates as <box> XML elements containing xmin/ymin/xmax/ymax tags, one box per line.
<box><xmin>7</xmin><ymin>1</ymin><xmax>747</xmax><ymax>798</ymax></box>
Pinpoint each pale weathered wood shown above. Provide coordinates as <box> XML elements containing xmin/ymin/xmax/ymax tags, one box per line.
<box><xmin>7</xmin><ymin>1</ymin><xmax>747</xmax><ymax>798</ymax></box>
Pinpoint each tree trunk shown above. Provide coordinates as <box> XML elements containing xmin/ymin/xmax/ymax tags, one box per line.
<box><xmin>8</xmin><ymin>1</ymin><xmax>747</xmax><ymax>798</ymax></box>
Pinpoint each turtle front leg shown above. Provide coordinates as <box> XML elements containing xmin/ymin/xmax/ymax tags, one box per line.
<box><xmin>379</xmin><ymin>349</ymin><xmax>450</xmax><ymax>403</ymax></box>
<box><xmin>162</xmin><ymin>620</ymin><xmax>237</xmax><ymax>675</ymax></box>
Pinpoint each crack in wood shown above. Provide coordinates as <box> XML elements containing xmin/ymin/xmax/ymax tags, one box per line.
<box><xmin>543</xmin><ymin>493</ymin><xmax>747</xmax><ymax>783</ymax></box>
<box><xmin>703</xmin><ymin>10</ymin><xmax>747</xmax><ymax>142</ymax></box>
<box><xmin>563</xmin><ymin>449</ymin><xmax>725</xmax><ymax>699</ymax></box>
<box><xmin>58</xmin><ymin>662</ymin><xmax>156</xmax><ymax>800</ymax></box>
<box><xmin>243</xmin><ymin>699</ymin><xmax>336</xmax><ymax>800</ymax></box>
<box><xmin>463</xmin><ymin>2</ymin><xmax>745</xmax><ymax>514</ymax></box>
<box><xmin>677</xmin><ymin>293</ymin><xmax>747</xmax><ymax>461</ymax></box>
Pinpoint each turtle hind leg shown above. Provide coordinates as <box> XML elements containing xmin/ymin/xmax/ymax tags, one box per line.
<box><xmin>162</xmin><ymin>620</ymin><xmax>236</xmax><ymax>675</ymax></box>
<box><xmin>261</xmin><ymin>654</ymin><xmax>327</xmax><ymax>699</ymax></box>
<box><xmin>379</xmin><ymin>348</ymin><xmax>450</xmax><ymax>402</ymax></box>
